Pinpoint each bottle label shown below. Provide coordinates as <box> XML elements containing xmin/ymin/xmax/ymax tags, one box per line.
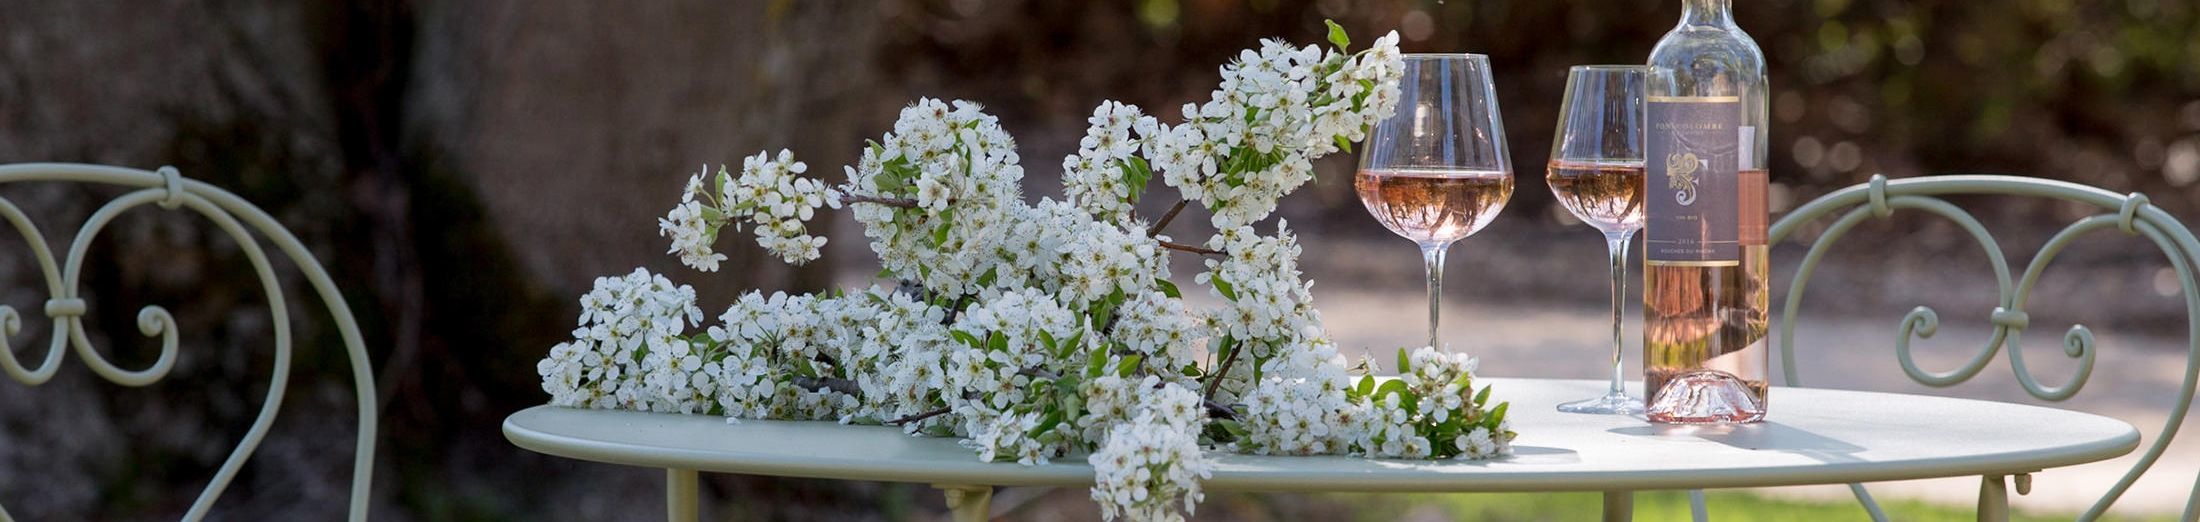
<box><xmin>1646</xmin><ymin>97</ymin><xmax>1743</xmax><ymax>264</ymax></box>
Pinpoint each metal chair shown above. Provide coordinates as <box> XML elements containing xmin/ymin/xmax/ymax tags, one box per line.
<box><xmin>0</xmin><ymin>163</ymin><xmax>377</xmax><ymax>521</ymax></box>
<box><xmin>1682</xmin><ymin>174</ymin><xmax>2200</xmax><ymax>521</ymax></box>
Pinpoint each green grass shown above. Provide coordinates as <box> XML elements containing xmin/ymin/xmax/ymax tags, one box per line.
<box><xmin>1310</xmin><ymin>491</ymin><xmax>2174</xmax><ymax>522</ymax></box>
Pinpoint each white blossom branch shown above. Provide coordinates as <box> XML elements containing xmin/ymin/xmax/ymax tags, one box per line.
<box><xmin>839</xmin><ymin>193</ymin><xmax>921</xmax><ymax>209</ymax></box>
<box><xmin>1159</xmin><ymin>240</ymin><xmax>1223</xmax><ymax>256</ymax></box>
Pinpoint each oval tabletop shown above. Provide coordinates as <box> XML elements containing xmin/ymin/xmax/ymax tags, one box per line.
<box><xmin>503</xmin><ymin>378</ymin><xmax>2139</xmax><ymax>492</ymax></box>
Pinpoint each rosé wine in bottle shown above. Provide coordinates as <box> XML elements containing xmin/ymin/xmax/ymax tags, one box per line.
<box><xmin>1643</xmin><ymin>0</ymin><xmax>1772</xmax><ymax>424</ymax></box>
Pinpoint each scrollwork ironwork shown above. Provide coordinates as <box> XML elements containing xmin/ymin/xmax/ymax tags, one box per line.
<box><xmin>0</xmin><ymin>163</ymin><xmax>375</xmax><ymax>522</ymax></box>
<box><xmin>1769</xmin><ymin>174</ymin><xmax>2200</xmax><ymax>521</ymax></box>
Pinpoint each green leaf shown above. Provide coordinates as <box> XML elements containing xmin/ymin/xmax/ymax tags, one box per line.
<box><xmin>987</xmin><ymin>332</ymin><xmax>1008</xmax><ymax>353</ymax></box>
<box><xmin>1375</xmin><ymin>379</ymin><xmax>1408</xmax><ymax>401</ymax></box>
<box><xmin>1061</xmin><ymin>391</ymin><xmax>1083</xmax><ymax>426</ymax></box>
<box><xmin>1213</xmin><ymin>276</ymin><xmax>1238</xmax><ymax>301</ymax></box>
<box><xmin>1335</xmin><ymin>135</ymin><xmax>1353</xmax><ymax>154</ymax></box>
<box><xmin>1055</xmin><ymin>375</ymin><xmax>1083</xmax><ymax>395</ymax></box>
<box><xmin>1091</xmin><ymin>306</ymin><xmax>1114</xmax><ymax>333</ymax></box>
<box><xmin>1087</xmin><ymin>346</ymin><xmax>1110</xmax><ymax>378</ymax></box>
<box><xmin>1180</xmin><ymin>363</ymin><xmax>1203</xmax><ymax>378</ymax></box>
<box><xmin>1028</xmin><ymin>410</ymin><xmax>1065</xmax><ymax>437</ymax></box>
<box><xmin>1060</xmin><ymin>330</ymin><xmax>1087</xmax><ymax>360</ymax></box>
<box><xmin>875</xmin><ymin>266</ymin><xmax>896</xmax><ymax>279</ymax></box>
<box><xmin>1115</xmin><ymin>354</ymin><xmax>1144</xmax><ymax>377</ymax></box>
<box><xmin>1155</xmin><ymin>279</ymin><xmax>1182</xmax><ymax>299</ymax></box>
<box><xmin>1325</xmin><ymin>19</ymin><xmax>1351</xmax><ymax>49</ymax></box>
<box><xmin>976</xmin><ymin>266</ymin><xmax>998</xmax><ymax>288</ymax></box>
<box><xmin>1474</xmin><ymin>385</ymin><xmax>1493</xmax><ymax>406</ymax></box>
<box><xmin>931</xmin><ymin>219</ymin><xmax>952</xmax><ymax>247</ymax></box>
<box><xmin>1395</xmin><ymin>347</ymin><xmax>1412</xmax><ymax>375</ymax></box>
<box><xmin>951</xmin><ymin>330</ymin><xmax>981</xmax><ymax>347</ymax></box>
<box><xmin>1120</xmin><ymin>156</ymin><xmax>1153</xmax><ymax>203</ymax></box>
<box><xmin>1216</xmin><ymin>419</ymin><xmax>1248</xmax><ymax>438</ymax></box>
<box><xmin>1355</xmin><ymin>374</ymin><xmax>1377</xmax><ymax>400</ymax></box>
<box><xmin>1485</xmin><ymin>402</ymin><xmax>1511</xmax><ymax>429</ymax></box>
<box><xmin>1039</xmin><ymin>329</ymin><xmax>1058</xmax><ymax>353</ymax></box>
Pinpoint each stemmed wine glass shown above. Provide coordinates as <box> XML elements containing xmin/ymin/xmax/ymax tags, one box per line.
<box><xmin>1547</xmin><ymin>65</ymin><xmax>1649</xmax><ymax>414</ymax></box>
<box><xmin>1355</xmin><ymin>54</ymin><xmax>1515</xmax><ymax>353</ymax></box>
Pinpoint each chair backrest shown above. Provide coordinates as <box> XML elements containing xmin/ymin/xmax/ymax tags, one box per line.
<box><xmin>1770</xmin><ymin>174</ymin><xmax>2199</xmax><ymax>521</ymax></box>
<box><xmin>0</xmin><ymin>163</ymin><xmax>376</xmax><ymax>521</ymax></box>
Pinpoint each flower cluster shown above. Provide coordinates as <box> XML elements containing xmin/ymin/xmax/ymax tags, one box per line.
<box><xmin>1359</xmin><ymin>347</ymin><xmax>1514</xmax><ymax>460</ymax></box>
<box><xmin>1062</xmin><ymin>101</ymin><xmax>1157</xmax><ymax>224</ymax></box>
<box><xmin>537</xmin><ymin>268</ymin><xmax>703</xmax><ymax>411</ymax></box>
<box><xmin>549</xmin><ymin>24</ymin><xmax>1518</xmax><ymax>522</ymax></box>
<box><xmin>1198</xmin><ymin>224</ymin><xmax>1320</xmax><ymax>348</ymax></box>
<box><xmin>660</xmin><ymin>151</ymin><xmax>841</xmax><ymax>270</ymax></box>
<box><xmin>1002</xmin><ymin>200</ymin><xmax>1172</xmax><ymax>311</ymax></box>
<box><xmin>845</xmin><ymin>98</ymin><xmax>1026</xmax><ymax>298</ymax></box>
<box><xmin>702</xmin><ymin>291</ymin><xmax>845</xmax><ymax>420</ymax></box>
<box><xmin>1143</xmin><ymin>24</ymin><xmax>1404</xmax><ymax>228</ymax></box>
<box><xmin>865</xmin><ymin>290</ymin><xmax>955</xmax><ymax>430</ymax></box>
<box><xmin>1231</xmin><ymin>334</ymin><xmax>1361</xmax><ymax>455</ymax></box>
<box><xmin>1108</xmin><ymin>292</ymin><xmax>1204</xmax><ymax>373</ymax></box>
<box><xmin>945</xmin><ymin>288</ymin><xmax>1091</xmax><ymax>463</ymax></box>
<box><xmin>1089</xmin><ymin>382</ymin><xmax>1212</xmax><ymax>522</ymax></box>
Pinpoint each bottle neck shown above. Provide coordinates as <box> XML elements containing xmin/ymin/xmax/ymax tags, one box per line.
<box><xmin>1682</xmin><ymin>0</ymin><xmax>1734</xmax><ymax>26</ymax></box>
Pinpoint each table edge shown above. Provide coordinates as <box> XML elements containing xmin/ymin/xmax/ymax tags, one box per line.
<box><xmin>502</xmin><ymin>405</ymin><xmax>2141</xmax><ymax>492</ymax></box>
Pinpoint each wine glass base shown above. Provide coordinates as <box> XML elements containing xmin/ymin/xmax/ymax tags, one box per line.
<box><xmin>1556</xmin><ymin>392</ymin><xmax>1644</xmax><ymax>415</ymax></box>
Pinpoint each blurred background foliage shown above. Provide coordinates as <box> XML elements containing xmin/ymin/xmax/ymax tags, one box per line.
<box><xmin>0</xmin><ymin>0</ymin><xmax>2195</xmax><ymax>520</ymax></box>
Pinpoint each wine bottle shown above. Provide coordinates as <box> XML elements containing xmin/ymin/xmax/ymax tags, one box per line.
<box><xmin>1642</xmin><ymin>0</ymin><xmax>1771</xmax><ymax>424</ymax></box>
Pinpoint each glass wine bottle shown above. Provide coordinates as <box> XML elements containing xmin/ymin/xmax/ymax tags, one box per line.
<box><xmin>1642</xmin><ymin>0</ymin><xmax>1772</xmax><ymax>424</ymax></box>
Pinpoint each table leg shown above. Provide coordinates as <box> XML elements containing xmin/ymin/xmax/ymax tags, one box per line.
<box><xmin>1602</xmin><ymin>490</ymin><xmax>1633</xmax><ymax>522</ymax></box>
<box><xmin>1688</xmin><ymin>489</ymin><xmax>1709</xmax><ymax>522</ymax></box>
<box><xmin>1977</xmin><ymin>474</ymin><xmax>2009</xmax><ymax>522</ymax></box>
<box><xmin>666</xmin><ymin>468</ymin><xmax>699</xmax><ymax>522</ymax></box>
<box><xmin>937</xmin><ymin>484</ymin><xmax>993</xmax><ymax>522</ymax></box>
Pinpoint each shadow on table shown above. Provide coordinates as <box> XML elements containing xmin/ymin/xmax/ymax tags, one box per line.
<box><xmin>1607</xmin><ymin>422</ymin><xmax>1867</xmax><ymax>464</ymax></box>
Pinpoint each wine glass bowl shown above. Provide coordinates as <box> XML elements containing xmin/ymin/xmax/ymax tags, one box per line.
<box><xmin>1353</xmin><ymin>169</ymin><xmax>1513</xmax><ymax>245</ymax></box>
<box><xmin>1355</xmin><ymin>54</ymin><xmax>1513</xmax><ymax>353</ymax></box>
<box><xmin>1547</xmin><ymin>65</ymin><xmax>1650</xmax><ymax>415</ymax></box>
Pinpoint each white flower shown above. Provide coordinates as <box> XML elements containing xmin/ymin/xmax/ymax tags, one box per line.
<box><xmin>1199</xmin><ymin>224</ymin><xmax>1319</xmax><ymax>348</ymax></box>
<box><xmin>1148</xmin><ymin>31</ymin><xmax>1403</xmax><ymax>229</ymax></box>
<box><xmin>658</xmin><ymin>152</ymin><xmax>841</xmax><ymax>269</ymax></box>
<box><xmin>1235</xmin><ymin>335</ymin><xmax>1360</xmax><ymax>456</ymax></box>
<box><xmin>659</xmin><ymin>198</ymin><xmax>724</xmax><ymax>272</ymax></box>
<box><xmin>914</xmin><ymin>176</ymin><xmax>952</xmax><ymax>212</ymax></box>
<box><xmin>536</xmin><ymin>268</ymin><xmax>703</xmax><ymax>412</ymax></box>
<box><xmin>1088</xmin><ymin>383</ymin><xmax>1211</xmax><ymax>521</ymax></box>
<box><xmin>944</xmin><ymin>288</ymin><xmax>1085</xmax><ymax>448</ymax></box>
<box><xmin>845</xmin><ymin>98</ymin><xmax>1025</xmax><ymax>298</ymax></box>
<box><xmin>1109</xmin><ymin>292</ymin><xmax>1204</xmax><ymax>372</ymax></box>
<box><xmin>1361</xmin><ymin>346</ymin><xmax>1512</xmax><ymax>460</ymax></box>
<box><xmin>1062</xmin><ymin>101</ymin><xmax>1156</xmax><ymax>223</ymax></box>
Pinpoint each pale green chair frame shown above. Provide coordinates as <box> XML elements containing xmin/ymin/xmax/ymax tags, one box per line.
<box><xmin>0</xmin><ymin>163</ymin><xmax>377</xmax><ymax>521</ymax></box>
<box><xmin>1688</xmin><ymin>174</ymin><xmax>2200</xmax><ymax>521</ymax></box>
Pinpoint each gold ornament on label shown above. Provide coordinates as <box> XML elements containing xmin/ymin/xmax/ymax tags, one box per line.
<box><xmin>1667</xmin><ymin>151</ymin><xmax>1701</xmax><ymax>206</ymax></box>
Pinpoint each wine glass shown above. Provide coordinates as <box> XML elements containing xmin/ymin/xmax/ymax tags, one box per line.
<box><xmin>1547</xmin><ymin>65</ymin><xmax>1649</xmax><ymax>415</ymax></box>
<box><xmin>1355</xmin><ymin>54</ymin><xmax>1514</xmax><ymax>353</ymax></box>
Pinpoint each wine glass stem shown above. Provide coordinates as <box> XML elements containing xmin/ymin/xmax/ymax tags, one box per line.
<box><xmin>1604</xmin><ymin>230</ymin><xmax>1635</xmax><ymax>396</ymax></box>
<box><xmin>1421</xmin><ymin>242</ymin><xmax>1450</xmax><ymax>350</ymax></box>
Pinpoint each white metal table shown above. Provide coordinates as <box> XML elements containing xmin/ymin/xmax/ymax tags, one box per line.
<box><xmin>502</xmin><ymin>377</ymin><xmax>2138</xmax><ymax>521</ymax></box>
